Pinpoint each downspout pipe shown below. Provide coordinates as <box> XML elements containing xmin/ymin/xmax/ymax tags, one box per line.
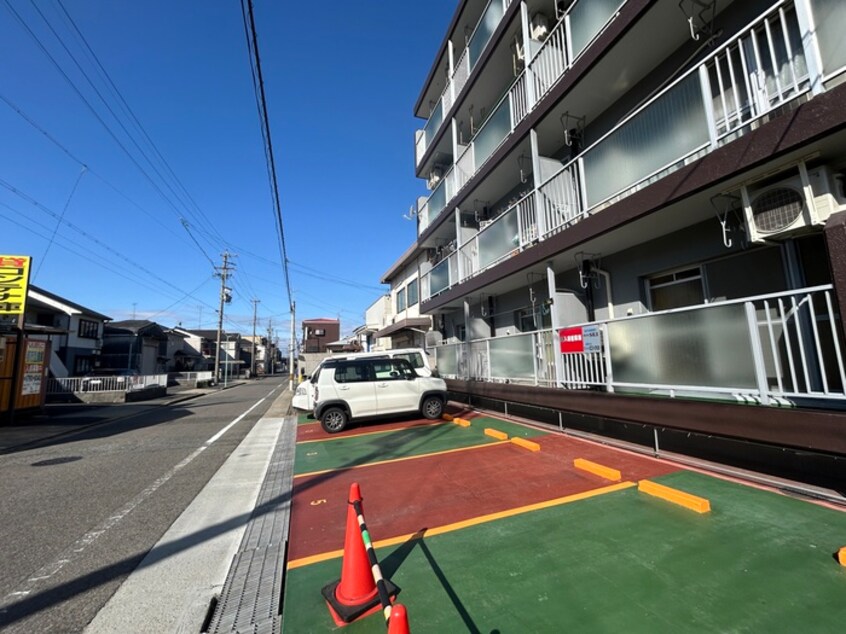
<box><xmin>592</xmin><ymin>266</ymin><xmax>614</xmax><ymax>319</ymax></box>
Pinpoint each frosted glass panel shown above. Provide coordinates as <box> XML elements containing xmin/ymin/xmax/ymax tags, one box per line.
<box><xmin>474</xmin><ymin>99</ymin><xmax>511</xmax><ymax>167</ymax></box>
<box><xmin>569</xmin><ymin>0</ymin><xmax>622</xmax><ymax>58</ymax></box>
<box><xmin>584</xmin><ymin>73</ymin><xmax>709</xmax><ymax>207</ymax></box>
<box><xmin>427</xmin><ymin>180</ymin><xmax>447</xmax><ymax>221</ymax></box>
<box><xmin>810</xmin><ymin>0</ymin><xmax>846</xmax><ymax>75</ymax></box>
<box><xmin>436</xmin><ymin>345</ymin><xmax>458</xmax><ymax>376</ymax></box>
<box><xmin>430</xmin><ymin>259</ymin><xmax>451</xmax><ymax>295</ymax></box>
<box><xmin>608</xmin><ymin>304</ymin><xmax>756</xmax><ymax>388</ymax></box>
<box><xmin>479</xmin><ymin>207</ymin><xmax>519</xmax><ymax>269</ymax></box>
<box><xmin>490</xmin><ymin>335</ymin><xmax>534</xmax><ymax>379</ymax></box>
<box><xmin>424</xmin><ymin>100</ymin><xmax>443</xmax><ymax>146</ymax></box>
<box><xmin>469</xmin><ymin>0</ymin><xmax>505</xmax><ymax>69</ymax></box>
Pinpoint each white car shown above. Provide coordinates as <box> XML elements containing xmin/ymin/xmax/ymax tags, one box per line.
<box><xmin>291</xmin><ymin>348</ymin><xmax>435</xmax><ymax>412</ymax></box>
<box><xmin>311</xmin><ymin>357</ymin><xmax>447</xmax><ymax>433</ymax></box>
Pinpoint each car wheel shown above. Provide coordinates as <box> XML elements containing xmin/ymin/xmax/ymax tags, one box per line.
<box><xmin>421</xmin><ymin>396</ymin><xmax>444</xmax><ymax>420</ymax></box>
<box><xmin>320</xmin><ymin>407</ymin><xmax>348</xmax><ymax>433</ymax></box>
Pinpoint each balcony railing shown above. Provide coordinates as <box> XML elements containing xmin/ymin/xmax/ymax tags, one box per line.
<box><xmin>415</xmin><ymin>0</ymin><xmax>515</xmax><ymax>168</ymax></box>
<box><xmin>458</xmin><ymin>192</ymin><xmax>537</xmax><ymax>282</ymax></box>
<box><xmin>415</xmin><ymin>0</ymin><xmax>627</xmax><ymax>233</ymax></box>
<box><xmin>421</xmin><ymin>251</ymin><xmax>459</xmax><ymax>302</ymax></box>
<box><xmin>423</xmin><ymin>0</ymin><xmax>823</xmax><ymax>296</ymax></box>
<box><xmin>434</xmin><ymin>286</ymin><xmax>846</xmax><ymax>405</ymax></box>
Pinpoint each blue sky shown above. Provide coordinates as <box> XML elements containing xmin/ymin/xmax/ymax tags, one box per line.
<box><xmin>1</xmin><ymin>0</ymin><xmax>455</xmax><ymax>346</ymax></box>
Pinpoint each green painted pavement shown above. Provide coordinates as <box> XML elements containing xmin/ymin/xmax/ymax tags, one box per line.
<box><xmin>466</xmin><ymin>415</ymin><xmax>546</xmax><ymax>439</ymax></box>
<box><xmin>297</xmin><ymin>412</ymin><xmax>314</xmax><ymax>425</ymax></box>
<box><xmin>283</xmin><ymin>471</ymin><xmax>846</xmax><ymax>632</ymax></box>
<box><xmin>294</xmin><ymin>423</ymin><xmax>502</xmax><ymax>475</ymax></box>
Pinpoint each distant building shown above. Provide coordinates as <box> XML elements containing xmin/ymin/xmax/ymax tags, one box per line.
<box><xmin>301</xmin><ymin>318</ymin><xmax>339</xmax><ymax>353</ymax></box>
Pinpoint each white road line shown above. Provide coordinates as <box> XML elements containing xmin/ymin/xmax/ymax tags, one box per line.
<box><xmin>0</xmin><ymin>386</ymin><xmax>280</xmax><ymax>613</ymax></box>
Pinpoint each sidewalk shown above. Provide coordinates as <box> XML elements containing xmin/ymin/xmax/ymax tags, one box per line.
<box><xmin>84</xmin><ymin>388</ymin><xmax>292</xmax><ymax>634</ymax></box>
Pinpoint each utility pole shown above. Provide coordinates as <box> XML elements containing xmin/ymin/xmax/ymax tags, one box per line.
<box><xmin>214</xmin><ymin>251</ymin><xmax>234</xmax><ymax>384</ymax></box>
<box><xmin>289</xmin><ymin>301</ymin><xmax>296</xmax><ymax>392</ymax></box>
<box><xmin>251</xmin><ymin>298</ymin><xmax>260</xmax><ymax>377</ymax></box>
<box><xmin>266</xmin><ymin>319</ymin><xmax>273</xmax><ymax>375</ymax></box>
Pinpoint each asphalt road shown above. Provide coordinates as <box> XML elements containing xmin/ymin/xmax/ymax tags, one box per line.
<box><xmin>0</xmin><ymin>377</ymin><xmax>287</xmax><ymax>633</ymax></box>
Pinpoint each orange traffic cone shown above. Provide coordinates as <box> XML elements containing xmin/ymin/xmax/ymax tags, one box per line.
<box><xmin>321</xmin><ymin>483</ymin><xmax>398</xmax><ymax>625</ymax></box>
<box><xmin>388</xmin><ymin>604</ymin><xmax>411</xmax><ymax>634</ymax></box>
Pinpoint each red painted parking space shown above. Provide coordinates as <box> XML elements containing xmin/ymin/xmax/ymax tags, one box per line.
<box><xmin>287</xmin><ymin>431</ymin><xmax>677</xmax><ymax>562</ymax></box>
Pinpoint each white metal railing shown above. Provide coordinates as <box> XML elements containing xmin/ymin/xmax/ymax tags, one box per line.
<box><xmin>47</xmin><ymin>372</ymin><xmax>168</xmax><ymax>394</ymax></box>
<box><xmin>435</xmin><ymin>286</ymin><xmax>845</xmax><ymax>405</ymax></box>
<box><xmin>436</xmin><ymin>329</ymin><xmax>557</xmax><ymax>386</ymax></box>
<box><xmin>510</xmin><ymin>71</ymin><xmax>529</xmax><ymax>127</ymax></box>
<box><xmin>453</xmin><ymin>47</ymin><xmax>471</xmax><ymax>102</ymax></box>
<box><xmin>530</xmin><ymin>14</ymin><xmax>569</xmax><ymax>101</ymax></box>
<box><xmin>538</xmin><ymin>160</ymin><xmax>583</xmax><ymax>238</ymax></box>
<box><xmin>705</xmin><ymin>3</ymin><xmax>809</xmax><ymax>141</ymax></box>
<box><xmin>424</xmin><ymin>0</ymin><xmax>820</xmax><ymax>293</ymax></box>
<box><xmin>453</xmin><ymin>191</ymin><xmax>536</xmax><ymax>282</ymax></box>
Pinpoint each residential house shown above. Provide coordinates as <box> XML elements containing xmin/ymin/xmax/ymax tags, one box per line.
<box><xmin>361</xmin><ymin>295</ymin><xmax>392</xmax><ymax>351</ymax></box>
<box><xmin>101</xmin><ymin>320</ymin><xmax>169</xmax><ymax>375</ymax></box>
<box><xmin>301</xmin><ymin>318</ymin><xmax>339</xmax><ymax>353</ymax></box>
<box><xmin>404</xmin><ymin>0</ymin><xmax>846</xmax><ymax>484</ymax></box>
<box><xmin>375</xmin><ymin>244</ymin><xmax>433</xmax><ymax>349</ymax></box>
<box><xmin>25</xmin><ymin>285</ymin><xmax>111</xmax><ymax>377</ymax></box>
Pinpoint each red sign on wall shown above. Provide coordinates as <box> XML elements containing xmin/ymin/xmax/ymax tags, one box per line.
<box><xmin>559</xmin><ymin>327</ymin><xmax>584</xmax><ymax>353</ymax></box>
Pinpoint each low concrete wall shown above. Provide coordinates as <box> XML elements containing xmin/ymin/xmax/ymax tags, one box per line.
<box><xmin>74</xmin><ymin>386</ymin><xmax>168</xmax><ymax>404</ymax></box>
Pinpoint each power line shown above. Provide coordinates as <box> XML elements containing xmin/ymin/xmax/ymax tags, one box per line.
<box><xmin>4</xmin><ymin>0</ymin><xmax>225</xmax><ymax>268</ymax></box>
<box><xmin>53</xmin><ymin>0</ymin><xmax>229</xmax><ymax>249</ymax></box>
<box><xmin>240</xmin><ymin>0</ymin><xmax>293</xmax><ymax>310</ymax></box>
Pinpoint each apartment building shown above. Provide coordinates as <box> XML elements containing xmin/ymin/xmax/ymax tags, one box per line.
<box><xmin>405</xmin><ymin>0</ymin><xmax>846</xmax><ymax>485</ymax></box>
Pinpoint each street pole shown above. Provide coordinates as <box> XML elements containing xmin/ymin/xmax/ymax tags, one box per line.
<box><xmin>214</xmin><ymin>252</ymin><xmax>234</xmax><ymax>385</ymax></box>
<box><xmin>251</xmin><ymin>298</ymin><xmax>260</xmax><ymax>378</ymax></box>
<box><xmin>267</xmin><ymin>320</ymin><xmax>273</xmax><ymax>375</ymax></box>
<box><xmin>289</xmin><ymin>300</ymin><xmax>296</xmax><ymax>392</ymax></box>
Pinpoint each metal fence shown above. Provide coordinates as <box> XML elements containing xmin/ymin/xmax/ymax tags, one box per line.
<box><xmin>434</xmin><ymin>285</ymin><xmax>846</xmax><ymax>405</ymax></box>
<box><xmin>46</xmin><ymin>373</ymin><xmax>169</xmax><ymax>394</ymax></box>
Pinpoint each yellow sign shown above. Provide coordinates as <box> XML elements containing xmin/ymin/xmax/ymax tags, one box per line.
<box><xmin>0</xmin><ymin>255</ymin><xmax>32</xmax><ymax>315</ymax></box>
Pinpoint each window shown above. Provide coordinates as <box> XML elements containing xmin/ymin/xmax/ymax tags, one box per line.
<box><xmin>393</xmin><ymin>352</ymin><xmax>424</xmax><ymax>369</ymax></box>
<box><xmin>333</xmin><ymin>361</ymin><xmax>372</xmax><ymax>384</ymax></box>
<box><xmin>396</xmin><ymin>288</ymin><xmax>407</xmax><ymax>313</ymax></box>
<box><xmin>515</xmin><ymin>307</ymin><xmax>551</xmax><ymax>332</ymax></box>
<box><xmin>78</xmin><ymin>319</ymin><xmax>99</xmax><ymax>339</ymax></box>
<box><xmin>407</xmin><ymin>279</ymin><xmax>419</xmax><ymax>307</ymax></box>
<box><xmin>74</xmin><ymin>355</ymin><xmax>94</xmax><ymax>375</ymax></box>
<box><xmin>647</xmin><ymin>267</ymin><xmax>704</xmax><ymax>310</ymax></box>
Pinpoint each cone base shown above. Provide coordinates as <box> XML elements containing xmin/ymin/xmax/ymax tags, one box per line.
<box><xmin>321</xmin><ymin>579</ymin><xmax>399</xmax><ymax>626</ymax></box>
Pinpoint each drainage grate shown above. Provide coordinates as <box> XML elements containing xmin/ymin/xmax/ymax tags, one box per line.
<box><xmin>207</xmin><ymin>416</ymin><xmax>296</xmax><ymax>633</ymax></box>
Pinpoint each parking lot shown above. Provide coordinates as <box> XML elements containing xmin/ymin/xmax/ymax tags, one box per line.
<box><xmin>281</xmin><ymin>408</ymin><xmax>846</xmax><ymax>632</ymax></box>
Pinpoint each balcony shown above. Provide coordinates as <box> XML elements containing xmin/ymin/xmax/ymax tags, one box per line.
<box><xmin>421</xmin><ymin>251</ymin><xmax>459</xmax><ymax>302</ymax></box>
<box><xmin>415</xmin><ymin>0</ymin><xmax>627</xmax><ymax>234</ymax></box>
<box><xmin>415</xmin><ymin>0</ymin><xmax>516</xmax><ymax>169</ymax></box>
<box><xmin>422</xmin><ymin>0</ymin><xmax>830</xmax><ymax>299</ymax></box>
<box><xmin>434</xmin><ymin>285</ymin><xmax>846</xmax><ymax>406</ymax></box>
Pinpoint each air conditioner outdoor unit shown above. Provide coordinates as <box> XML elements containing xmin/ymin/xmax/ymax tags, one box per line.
<box><xmin>427</xmin><ymin>166</ymin><xmax>444</xmax><ymax>190</ymax></box>
<box><xmin>741</xmin><ymin>165</ymin><xmax>845</xmax><ymax>243</ymax></box>
<box><xmin>530</xmin><ymin>13</ymin><xmax>550</xmax><ymax>41</ymax></box>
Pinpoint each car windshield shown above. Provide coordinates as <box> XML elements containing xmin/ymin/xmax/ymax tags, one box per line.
<box><xmin>393</xmin><ymin>353</ymin><xmax>423</xmax><ymax>368</ymax></box>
